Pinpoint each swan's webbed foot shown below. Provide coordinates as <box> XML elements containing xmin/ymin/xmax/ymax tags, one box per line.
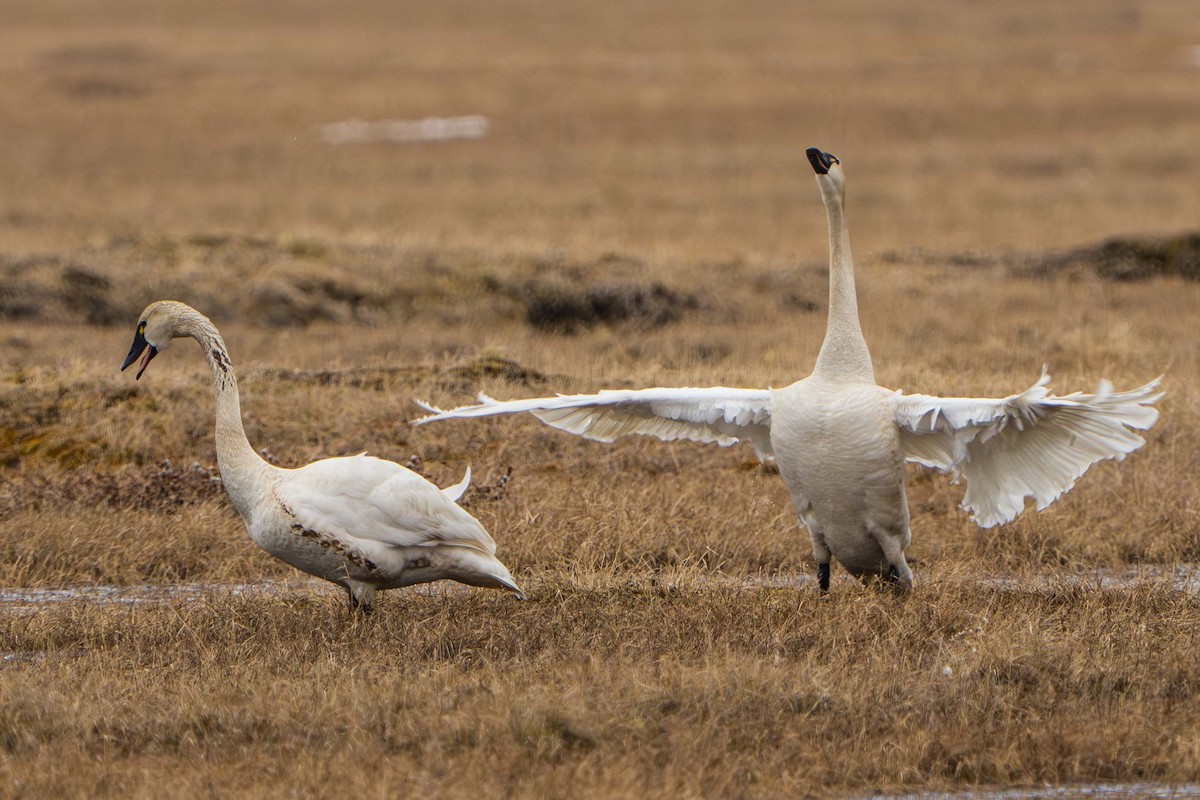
<box><xmin>346</xmin><ymin>581</ymin><xmax>378</xmax><ymax>616</ymax></box>
<box><xmin>884</xmin><ymin>564</ymin><xmax>914</xmax><ymax>593</ymax></box>
<box><xmin>349</xmin><ymin>597</ymin><xmax>375</xmax><ymax>616</ymax></box>
<box><xmin>816</xmin><ymin>562</ymin><xmax>830</xmax><ymax>593</ymax></box>
<box><xmin>348</xmin><ymin>593</ymin><xmax>375</xmax><ymax>615</ymax></box>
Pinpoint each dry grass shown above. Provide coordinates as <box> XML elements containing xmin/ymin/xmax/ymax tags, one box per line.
<box><xmin>3</xmin><ymin>0</ymin><xmax>1200</xmax><ymax>796</ymax></box>
<box><xmin>5</xmin><ymin>583</ymin><xmax>1200</xmax><ymax>798</ymax></box>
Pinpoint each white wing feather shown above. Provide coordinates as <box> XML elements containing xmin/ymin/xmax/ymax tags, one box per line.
<box><xmin>894</xmin><ymin>372</ymin><xmax>1163</xmax><ymax>527</ymax></box>
<box><xmin>276</xmin><ymin>455</ymin><xmax>496</xmax><ymax>553</ymax></box>
<box><xmin>440</xmin><ymin>465</ymin><xmax>472</xmax><ymax>502</ymax></box>
<box><xmin>416</xmin><ymin>387</ymin><xmax>775</xmax><ymax>459</ymax></box>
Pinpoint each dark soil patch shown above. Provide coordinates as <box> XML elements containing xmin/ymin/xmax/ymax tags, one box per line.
<box><xmin>885</xmin><ymin>232</ymin><xmax>1200</xmax><ymax>282</ymax></box>
<box><xmin>253</xmin><ymin>357</ymin><xmax>547</xmax><ymax>392</ymax></box>
<box><xmin>0</xmin><ymin>461</ymin><xmax>225</xmax><ymax>515</ymax></box>
<box><xmin>1028</xmin><ymin>232</ymin><xmax>1200</xmax><ymax>281</ymax></box>
<box><xmin>521</xmin><ymin>281</ymin><xmax>699</xmax><ymax>333</ymax></box>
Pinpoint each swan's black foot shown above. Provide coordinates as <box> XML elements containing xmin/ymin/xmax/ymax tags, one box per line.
<box><xmin>817</xmin><ymin>562</ymin><xmax>830</xmax><ymax>593</ymax></box>
<box><xmin>348</xmin><ymin>595</ymin><xmax>375</xmax><ymax>616</ymax></box>
<box><xmin>883</xmin><ymin>564</ymin><xmax>913</xmax><ymax>593</ymax></box>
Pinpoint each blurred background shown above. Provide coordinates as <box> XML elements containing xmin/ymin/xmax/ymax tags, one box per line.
<box><xmin>1</xmin><ymin>0</ymin><xmax>1197</xmax><ymax>468</ymax></box>
<box><xmin>2</xmin><ymin>0</ymin><xmax>1198</xmax><ymax>264</ymax></box>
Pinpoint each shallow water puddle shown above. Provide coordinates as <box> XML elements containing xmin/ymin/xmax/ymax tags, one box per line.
<box><xmin>0</xmin><ymin>577</ymin><xmax>477</xmax><ymax>612</ymax></box>
<box><xmin>739</xmin><ymin>565</ymin><xmax>1200</xmax><ymax>594</ymax></box>
<box><xmin>2</xmin><ymin>566</ymin><xmax>1199</xmax><ymax>613</ymax></box>
<box><xmin>870</xmin><ymin>783</ymin><xmax>1200</xmax><ymax>799</ymax></box>
<box><xmin>0</xmin><ymin>579</ymin><xmax>319</xmax><ymax>612</ymax></box>
<box><xmin>961</xmin><ymin>565</ymin><xmax>1200</xmax><ymax>594</ymax></box>
<box><xmin>0</xmin><ymin>651</ymin><xmax>45</xmax><ymax>666</ymax></box>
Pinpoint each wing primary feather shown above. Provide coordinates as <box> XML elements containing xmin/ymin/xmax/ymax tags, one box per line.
<box><xmin>896</xmin><ymin>373</ymin><xmax>1162</xmax><ymax>527</ymax></box>
<box><xmin>414</xmin><ymin>387</ymin><xmax>775</xmax><ymax>458</ymax></box>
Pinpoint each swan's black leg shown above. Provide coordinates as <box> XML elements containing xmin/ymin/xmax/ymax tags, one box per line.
<box><xmin>817</xmin><ymin>562</ymin><xmax>830</xmax><ymax>593</ymax></box>
<box><xmin>347</xmin><ymin>591</ymin><xmax>374</xmax><ymax>616</ymax></box>
<box><xmin>345</xmin><ymin>580</ymin><xmax>378</xmax><ymax>615</ymax></box>
<box><xmin>882</xmin><ymin>563</ymin><xmax>914</xmax><ymax>593</ymax></box>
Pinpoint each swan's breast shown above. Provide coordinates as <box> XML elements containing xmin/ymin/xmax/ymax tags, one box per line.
<box><xmin>769</xmin><ymin>379</ymin><xmax>904</xmax><ymax>519</ymax></box>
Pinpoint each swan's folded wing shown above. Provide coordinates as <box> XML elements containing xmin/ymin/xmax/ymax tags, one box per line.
<box><xmin>416</xmin><ymin>387</ymin><xmax>775</xmax><ymax>459</ymax></box>
<box><xmin>894</xmin><ymin>373</ymin><xmax>1162</xmax><ymax>528</ymax></box>
<box><xmin>277</xmin><ymin>455</ymin><xmax>497</xmax><ymax>553</ymax></box>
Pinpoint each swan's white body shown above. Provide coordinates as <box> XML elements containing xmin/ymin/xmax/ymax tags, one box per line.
<box><xmin>417</xmin><ymin>148</ymin><xmax>1162</xmax><ymax>588</ymax></box>
<box><xmin>122</xmin><ymin>301</ymin><xmax>523</xmax><ymax>610</ymax></box>
<box><xmin>772</xmin><ymin>378</ymin><xmax>910</xmax><ymax>580</ymax></box>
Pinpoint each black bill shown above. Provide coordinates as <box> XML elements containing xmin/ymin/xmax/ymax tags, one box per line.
<box><xmin>806</xmin><ymin>148</ymin><xmax>838</xmax><ymax>175</ymax></box>
<box><xmin>120</xmin><ymin>327</ymin><xmax>158</xmax><ymax>380</ymax></box>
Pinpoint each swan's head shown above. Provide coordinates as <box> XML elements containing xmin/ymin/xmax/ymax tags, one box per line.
<box><xmin>806</xmin><ymin>147</ymin><xmax>845</xmax><ymax>205</ymax></box>
<box><xmin>120</xmin><ymin>300</ymin><xmax>189</xmax><ymax>380</ymax></box>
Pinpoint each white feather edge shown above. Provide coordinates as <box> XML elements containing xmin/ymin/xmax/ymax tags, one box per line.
<box><xmin>440</xmin><ymin>465</ymin><xmax>472</xmax><ymax>502</ymax></box>
<box><xmin>416</xmin><ymin>372</ymin><xmax>1162</xmax><ymax>529</ymax></box>
<box><xmin>415</xmin><ymin>387</ymin><xmax>776</xmax><ymax>459</ymax></box>
<box><xmin>894</xmin><ymin>372</ymin><xmax>1164</xmax><ymax>527</ymax></box>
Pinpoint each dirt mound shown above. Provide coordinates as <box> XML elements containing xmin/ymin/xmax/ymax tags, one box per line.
<box><xmin>1032</xmin><ymin>233</ymin><xmax>1200</xmax><ymax>281</ymax></box>
<box><xmin>0</xmin><ymin>461</ymin><xmax>224</xmax><ymax>515</ymax></box>
<box><xmin>883</xmin><ymin>232</ymin><xmax>1200</xmax><ymax>283</ymax></box>
<box><xmin>1012</xmin><ymin>231</ymin><xmax>1200</xmax><ymax>281</ymax></box>
<box><xmin>522</xmin><ymin>281</ymin><xmax>698</xmax><ymax>333</ymax></box>
<box><xmin>0</xmin><ymin>237</ymin><xmax>710</xmax><ymax>333</ymax></box>
<box><xmin>248</xmin><ymin>273</ymin><xmax>373</xmax><ymax>328</ymax></box>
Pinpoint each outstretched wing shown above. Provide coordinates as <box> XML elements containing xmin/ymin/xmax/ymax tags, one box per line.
<box><xmin>894</xmin><ymin>372</ymin><xmax>1163</xmax><ymax>528</ymax></box>
<box><xmin>276</xmin><ymin>455</ymin><xmax>496</xmax><ymax>553</ymax></box>
<box><xmin>416</xmin><ymin>386</ymin><xmax>775</xmax><ymax>459</ymax></box>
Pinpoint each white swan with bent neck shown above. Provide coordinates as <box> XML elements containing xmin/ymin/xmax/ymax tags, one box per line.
<box><xmin>121</xmin><ymin>300</ymin><xmax>523</xmax><ymax>612</ymax></box>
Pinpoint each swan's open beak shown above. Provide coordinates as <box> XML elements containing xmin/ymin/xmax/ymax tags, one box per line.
<box><xmin>120</xmin><ymin>328</ymin><xmax>158</xmax><ymax>380</ymax></box>
<box><xmin>806</xmin><ymin>148</ymin><xmax>839</xmax><ymax>175</ymax></box>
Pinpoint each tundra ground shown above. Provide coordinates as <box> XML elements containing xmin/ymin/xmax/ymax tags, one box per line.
<box><xmin>2</xmin><ymin>0</ymin><xmax>1200</xmax><ymax>796</ymax></box>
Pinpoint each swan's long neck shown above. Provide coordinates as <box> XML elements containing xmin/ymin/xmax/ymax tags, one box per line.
<box><xmin>178</xmin><ymin>311</ymin><xmax>274</xmax><ymax>521</ymax></box>
<box><xmin>812</xmin><ymin>193</ymin><xmax>874</xmax><ymax>382</ymax></box>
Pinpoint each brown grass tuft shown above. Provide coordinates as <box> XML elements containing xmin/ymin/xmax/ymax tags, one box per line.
<box><xmin>4</xmin><ymin>583</ymin><xmax>1200</xmax><ymax>796</ymax></box>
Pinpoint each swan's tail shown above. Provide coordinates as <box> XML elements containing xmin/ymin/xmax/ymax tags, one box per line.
<box><xmin>440</xmin><ymin>465</ymin><xmax>472</xmax><ymax>503</ymax></box>
<box><xmin>410</xmin><ymin>545</ymin><xmax>525</xmax><ymax>600</ymax></box>
<box><xmin>455</xmin><ymin>547</ymin><xmax>525</xmax><ymax>599</ymax></box>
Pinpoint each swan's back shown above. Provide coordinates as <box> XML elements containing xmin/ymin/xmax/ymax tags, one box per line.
<box><xmin>277</xmin><ymin>454</ymin><xmax>497</xmax><ymax>554</ymax></box>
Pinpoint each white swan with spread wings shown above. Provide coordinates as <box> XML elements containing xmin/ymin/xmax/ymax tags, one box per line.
<box><xmin>417</xmin><ymin>148</ymin><xmax>1161</xmax><ymax>590</ymax></box>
